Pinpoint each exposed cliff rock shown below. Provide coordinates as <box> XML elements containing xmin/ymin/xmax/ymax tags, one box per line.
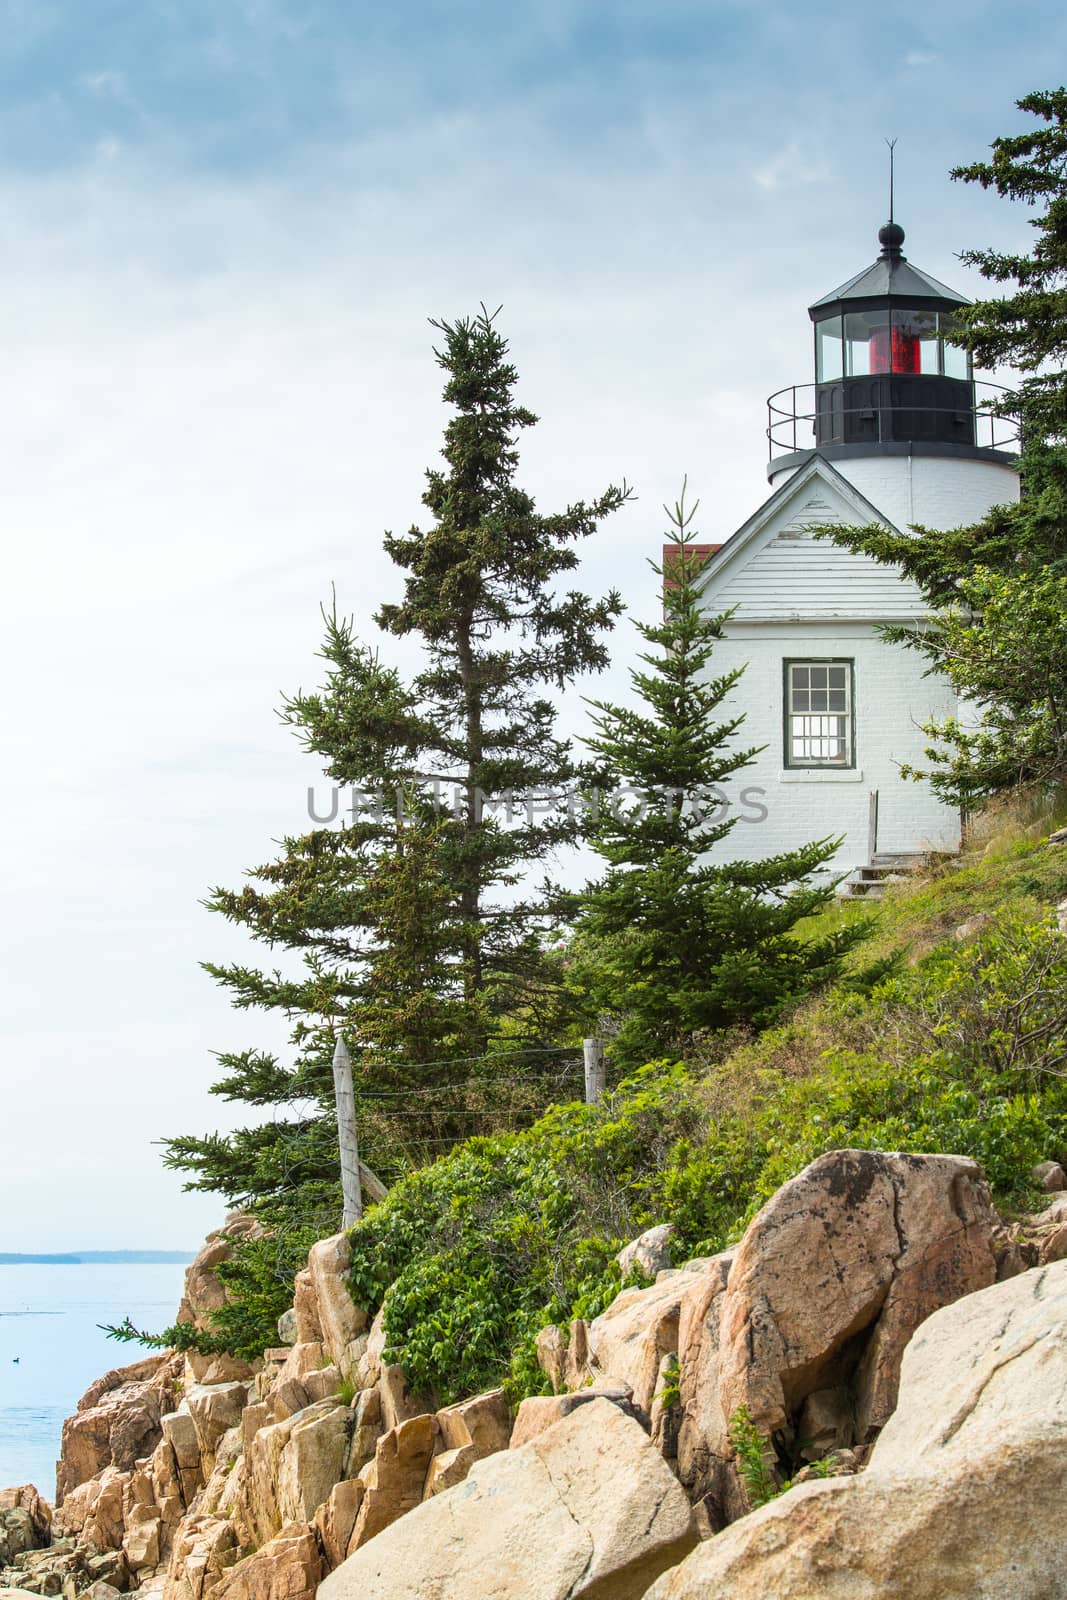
<box><xmin>176</xmin><ymin>1218</ymin><xmax>259</xmax><ymax>1336</ymax></box>
<box><xmin>13</xmin><ymin>1153</ymin><xmax>1058</xmax><ymax>1600</ymax></box>
<box><xmin>56</xmin><ymin>1356</ymin><xmax>184</xmax><ymax>1507</ymax></box>
<box><xmin>644</xmin><ymin>1259</ymin><xmax>1067</xmax><ymax>1599</ymax></box>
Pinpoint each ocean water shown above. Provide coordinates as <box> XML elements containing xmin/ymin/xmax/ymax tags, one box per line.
<box><xmin>0</xmin><ymin>1263</ymin><xmax>188</xmax><ymax>1498</ymax></box>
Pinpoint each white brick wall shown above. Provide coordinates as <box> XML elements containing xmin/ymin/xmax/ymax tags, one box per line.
<box><xmin>703</xmin><ymin>451</ymin><xmax>1021</xmax><ymax>878</ymax></box>
<box><xmin>769</xmin><ymin>454</ymin><xmax>1019</xmax><ymax>530</ymax></box>
<box><xmin>709</xmin><ymin>620</ymin><xmax>961</xmax><ymax>878</ymax></box>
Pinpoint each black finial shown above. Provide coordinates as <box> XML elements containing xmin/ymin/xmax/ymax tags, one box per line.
<box><xmin>879</xmin><ymin>219</ymin><xmax>905</xmax><ymax>256</ymax></box>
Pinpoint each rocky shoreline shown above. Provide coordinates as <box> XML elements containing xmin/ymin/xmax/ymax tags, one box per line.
<box><xmin>2</xmin><ymin>1150</ymin><xmax>1066</xmax><ymax>1600</ymax></box>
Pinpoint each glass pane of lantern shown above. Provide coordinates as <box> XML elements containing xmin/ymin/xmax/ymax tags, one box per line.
<box><xmin>939</xmin><ymin>314</ymin><xmax>971</xmax><ymax>379</ymax></box>
<box><xmin>815</xmin><ymin>315</ymin><xmax>843</xmax><ymax>381</ymax></box>
<box><xmin>893</xmin><ymin>308</ymin><xmax>939</xmax><ymax>374</ymax></box>
<box><xmin>844</xmin><ymin>311</ymin><xmax>889</xmax><ymax>376</ymax></box>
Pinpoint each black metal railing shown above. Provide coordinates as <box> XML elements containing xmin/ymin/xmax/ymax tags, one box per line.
<box><xmin>767</xmin><ymin>379</ymin><xmax>1020</xmax><ymax>460</ymax></box>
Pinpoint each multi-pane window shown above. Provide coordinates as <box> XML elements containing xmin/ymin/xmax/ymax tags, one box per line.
<box><xmin>786</xmin><ymin>660</ymin><xmax>853</xmax><ymax>767</ymax></box>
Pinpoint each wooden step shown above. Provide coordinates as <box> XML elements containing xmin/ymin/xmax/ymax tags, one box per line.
<box><xmin>842</xmin><ymin>878</ymin><xmax>886</xmax><ymax>899</ymax></box>
<box><xmin>841</xmin><ymin>853</ymin><xmax>921</xmax><ymax>899</ymax></box>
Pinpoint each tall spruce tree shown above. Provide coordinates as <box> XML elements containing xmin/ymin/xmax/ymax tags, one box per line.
<box><xmin>818</xmin><ymin>89</ymin><xmax>1067</xmax><ymax>806</ymax></box>
<box><xmin>951</xmin><ymin>87</ymin><xmax>1067</xmax><ymax>442</ymax></box>
<box><xmin>574</xmin><ymin>487</ymin><xmax>860</xmax><ymax>1069</ymax></box>
<box><xmin>164</xmin><ymin>308</ymin><xmax>630</xmax><ymax>1237</ymax></box>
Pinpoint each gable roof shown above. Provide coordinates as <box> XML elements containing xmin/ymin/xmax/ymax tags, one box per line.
<box><xmin>699</xmin><ymin>455</ymin><xmax>926</xmax><ymax>624</ymax></box>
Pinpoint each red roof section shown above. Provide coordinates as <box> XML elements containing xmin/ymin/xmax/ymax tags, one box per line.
<box><xmin>661</xmin><ymin>542</ymin><xmax>722</xmax><ymax>591</ymax></box>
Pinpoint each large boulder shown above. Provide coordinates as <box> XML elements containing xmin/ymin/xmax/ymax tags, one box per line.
<box><xmin>239</xmin><ymin>1416</ymin><xmax>294</xmax><ymax>1549</ymax></box>
<box><xmin>320</xmin><ymin>1398</ymin><xmax>697</xmax><ymax>1600</ymax></box>
<box><xmin>77</xmin><ymin>1356</ymin><xmax>171</xmax><ymax>1414</ymax></box>
<box><xmin>210</xmin><ymin>1524</ymin><xmax>322</xmax><ymax>1600</ymax></box>
<box><xmin>78</xmin><ymin>1466</ymin><xmax>130</xmax><ymax>1552</ymax></box>
<box><xmin>293</xmin><ymin>1271</ymin><xmax>323</xmax><ymax>1346</ymax></box>
<box><xmin>235</xmin><ymin>1398</ymin><xmax>349</xmax><ymax>1550</ymax></box>
<box><xmin>306</xmin><ymin>1235</ymin><xmax>367</xmax><ymax>1369</ymax></box>
<box><xmin>122</xmin><ymin>1505</ymin><xmax>161</xmax><ymax>1574</ymax></box>
<box><xmin>718</xmin><ymin>1149</ymin><xmax>998</xmax><ymax>1437</ymax></box>
<box><xmin>584</xmin><ymin>1270</ymin><xmax>694</xmax><ymax>1414</ymax></box>
<box><xmin>182</xmin><ymin>1383</ymin><xmax>250</xmax><ymax>1474</ymax></box>
<box><xmin>0</xmin><ymin>1488</ymin><xmax>51</xmax><ymax>1548</ymax></box>
<box><xmin>314</xmin><ymin>1481</ymin><xmax>365</xmax><ymax>1572</ymax></box>
<box><xmin>674</xmin><ymin>1249</ymin><xmax>736</xmax><ymax>1504</ymax></box>
<box><xmin>865</xmin><ymin>1256</ymin><xmax>1067</xmax><ymax>1478</ymax></box>
<box><xmin>435</xmin><ymin>1387</ymin><xmax>511</xmax><ymax>1458</ymax></box>
<box><xmin>677</xmin><ymin>1150</ymin><xmax>998</xmax><ymax>1521</ymax></box>
<box><xmin>196</xmin><ymin>1426</ymin><xmax>244</xmax><ymax>1521</ymax></box>
<box><xmin>510</xmin><ymin>1380</ymin><xmax>639</xmax><ymax>1448</ymax></box>
<box><xmin>161</xmin><ymin>1410</ymin><xmax>204</xmax><ymax>1503</ymax></box>
<box><xmin>422</xmin><ymin>1388</ymin><xmax>513</xmax><ymax>1499</ymax></box>
<box><xmin>276</xmin><ymin>1402</ymin><xmax>353</xmax><ymax>1524</ymax></box>
<box><xmin>147</xmin><ymin>1437</ymin><xmax>188</xmax><ymax>1534</ymax></box>
<box><xmin>646</xmin><ymin>1260</ymin><xmax>1067</xmax><ymax>1600</ymax></box>
<box><xmin>616</xmin><ymin>1224</ymin><xmax>675</xmax><ymax>1279</ymax></box>
<box><xmin>0</xmin><ymin>1509</ymin><xmax>38</xmax><ymax>1567</ymax></box>
<box><xmin>177</xmin><ymin>1215</ymin><xmax>259</xmax><ymax>1333</ymax></box>
<box><xmin>162</xmin><ymin>1514</ymin><xmax>241</xmax><ymax>1600</ymax></box>
<box><xmin>57</xmin><ymin>1356</ymin><xmax>182</xmax><ymax>1503</ymax></box>
<box><xmin>346</xmin><ymin>1386</ymin><xmax>383</xmax><ymax>1479</ymax></box>
<box><xmin>356</xmin><ymin>1307</ymin><xmax>387</xmax><ymax>1390</ymax></box>
<box><xmin>348</xmin><ymin>1413</ymin><xmax>436</xmax><ymax>1551</ymax></box>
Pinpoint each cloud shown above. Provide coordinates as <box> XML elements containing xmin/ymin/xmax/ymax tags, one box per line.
<box><xmin>79</xmin><ymin>68</ymin><xmax>131</xmax><ymax>99</ymax></box>
<box><xmin>0</xmin><ymin>0</ymin><xmax>1060</xmax><ymax>1249</ymax></box>
<box><xmin>904</xmin><ymin>49</ymin><xmax>939</xmax><ymax>67</ymax></box>
<box><xmin>753</xmin><ymin>139</ymin><xmax>833</xmax><ymax>191</ymax></box>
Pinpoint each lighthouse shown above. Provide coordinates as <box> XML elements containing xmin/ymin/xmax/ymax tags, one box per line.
<box><xmin>695</xmin><ymin>220</ymin><xmax>1020</xmax><ymax>887</ymax></box>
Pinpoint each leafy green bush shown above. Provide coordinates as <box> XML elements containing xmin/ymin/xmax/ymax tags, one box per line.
<box><xmin>109</xmin><ymin>839</ymin><xmax>1067</xmax><ymax>1376</ymax></box>
<box><xmin>345</xmin><ymin>1071</ymin><xmax>712</xmax><ymax>1404</ymax></box>
<box><xmin>344</xmin><ymin>903</ymin><xmax>1067</xmax><ymax>1403</ymax></box>
<box><xmin>112</xmin><ymin>848</ymin><xmax>1067</xmax><ymax>1379</ymax></box>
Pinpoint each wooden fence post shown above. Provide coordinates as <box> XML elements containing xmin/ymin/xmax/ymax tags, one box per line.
<box><xmin>332</xmin><ymin>1032</ymin><xmax>363</xmax><ymax>1228</ymax></box>
<box><xmin>583</xmin><ymin>1037</ymin><xmax>606</xmax><ymax>1106</ymax></box>
<box><xmin>868</xmin><ymin>789</ymin><xmax>879</xmax><ymax>863</ymax></box>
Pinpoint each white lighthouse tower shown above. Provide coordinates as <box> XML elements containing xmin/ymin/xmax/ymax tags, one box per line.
<box><xmin>696</xmin><ymin>219</ymin><xmax>1020</xmax><ymax>886</ymax></box>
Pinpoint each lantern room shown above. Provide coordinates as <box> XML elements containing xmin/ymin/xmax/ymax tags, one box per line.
<box><xmin>807</xmin><ymin>220</ymin><xmax>975</xmax><ymax>450</ymax></box>
<box><xmin>765</xmin><ymin>220</ymin><xmax>1019</xmax><ymax>486</ymax></box>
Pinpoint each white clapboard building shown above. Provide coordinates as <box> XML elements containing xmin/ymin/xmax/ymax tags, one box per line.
<box><xmin>695</xmin><ymin>220</ymin><xmax>1021</xmax><ymax>890</ymax></box>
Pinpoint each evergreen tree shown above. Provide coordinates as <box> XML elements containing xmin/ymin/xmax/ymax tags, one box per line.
<box><xmin>573</xmin><ymin>487</ymin><xmax>860</xmax><ymax>1069</ymax></box>
<box><xmin>818</xmin><ymin>89</ymin><xmax>1067</xmax><ymax>806</ymax></box>
<box><xmin>951</xmin><ymin>87</ymin><xmax>1067</xmax><ymax>442</ymax></box>
<box><xmin>163</xmin><ymin>308</ymin><xmax>630</xmax><ymax>1233</ymax></box>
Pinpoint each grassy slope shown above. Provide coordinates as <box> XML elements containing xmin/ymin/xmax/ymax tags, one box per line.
<box><xmin>343</xmin><ymin>825</ymin><xmax>1067</xmax><ymax>1403</ymax></box>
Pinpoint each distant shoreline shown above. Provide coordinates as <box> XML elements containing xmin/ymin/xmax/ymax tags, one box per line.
<box><xmin>0</xmin><ymin>1252</ymin><xmax>195</xmax><ymax>1265</ymax></box>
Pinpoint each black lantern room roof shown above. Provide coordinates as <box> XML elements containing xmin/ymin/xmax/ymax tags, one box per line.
<box><xmin>808</xmin><ymin>222</ymin><xmax>970</xmax><ymax>318</ymax></box>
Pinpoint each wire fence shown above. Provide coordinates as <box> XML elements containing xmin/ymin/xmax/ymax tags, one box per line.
<box><xmin>235</xmin><ymin>1044</ymin><xmax>594</xmax><ymax>1291</ymax></box>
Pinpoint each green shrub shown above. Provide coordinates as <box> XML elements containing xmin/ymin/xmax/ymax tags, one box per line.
<box><xmin>115</xmin><ymin>846</ymin><xmax>1067</xmax><ymax>1382</ymax></box>
<box><xmin>344</xmin><ymin>903</ymin><xmax>1067</xmax><ymax>1403</ymax></box>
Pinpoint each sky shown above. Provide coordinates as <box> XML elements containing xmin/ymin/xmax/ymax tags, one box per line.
<box><xmin>0</xmin><ymin>0</ymin><xmax>1063</xmax><ymax>1250</ymax></box>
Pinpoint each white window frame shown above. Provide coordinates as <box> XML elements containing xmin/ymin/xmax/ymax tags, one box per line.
<box><xmin>784</xmin><ymin>658</ymin><xmax>854</xmax><ymax>769</ymax></box>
